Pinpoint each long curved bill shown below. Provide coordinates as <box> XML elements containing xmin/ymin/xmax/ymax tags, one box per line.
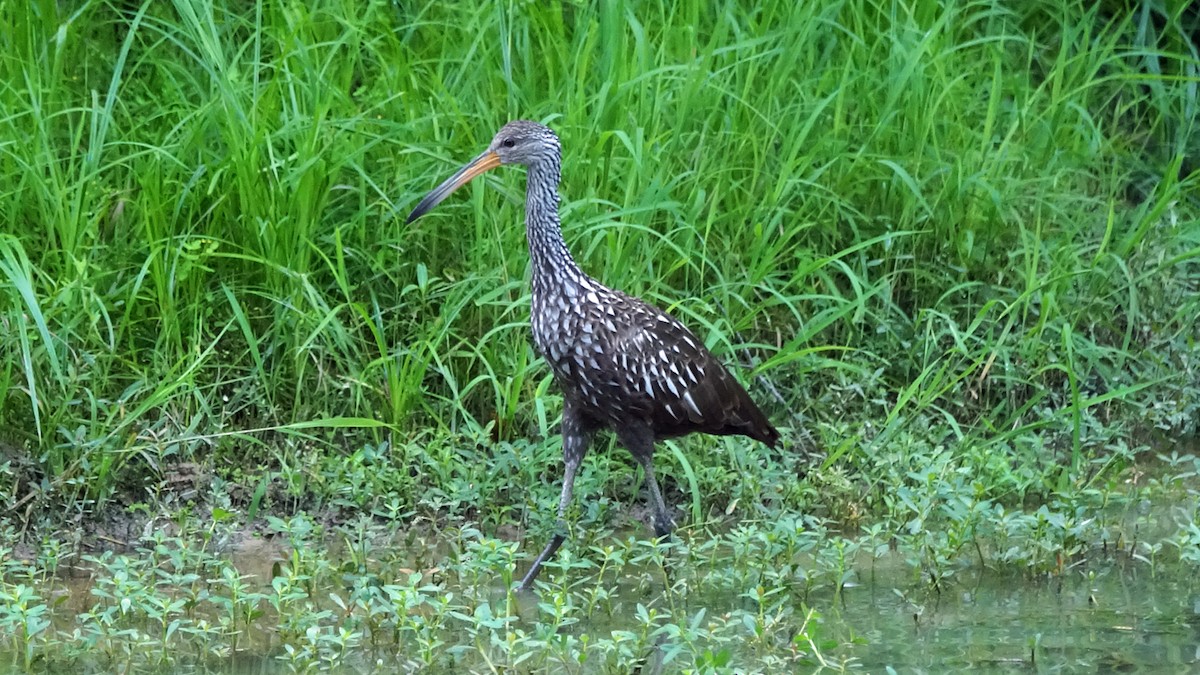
<box><xmin>405</xmin><ymin>150</ymin><xmax>502</xmax><ymax>224</ymax></box>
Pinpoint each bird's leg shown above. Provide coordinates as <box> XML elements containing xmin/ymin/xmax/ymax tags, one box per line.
<box><xmin>517</xmin><ymin>456</ymin><xmax>578</xmax><ymax>590</ymax></box>
<box><xmin>518</xmin><ymin>402</ymin><xmax>590</xmax><ymax>591</ymax></box>
<box><xmin>636</xmin><ymin>453</ymin><xmax>675</xmax><ymax>538</ymax></box>
<box><xmin>618</xmin><ymin>426</ymin><xmax>675</xmax><ymax>538</ymax></box>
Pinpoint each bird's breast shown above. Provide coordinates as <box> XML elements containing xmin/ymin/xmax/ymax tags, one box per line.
<box><xmin>530</xmin><ymin>289</ymin><xmax>682</xmax><ymax>426</ymax></box>
<box><xmin>532</xmin><ymin>302</ymin><xmax>607</xmax><ymax>378</ymax></box>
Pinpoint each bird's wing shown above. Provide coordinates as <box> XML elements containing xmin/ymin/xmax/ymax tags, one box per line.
<box><xmin>584</xmin><ymin>293</ymin><xmax>777</xmax><ymax>445</ymax></box>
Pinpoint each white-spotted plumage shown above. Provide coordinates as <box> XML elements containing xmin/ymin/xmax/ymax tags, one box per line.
<box><xmin>406</xmin><ymin>120</ymin><xmax>780</xmax><ymax>591</ymax></box>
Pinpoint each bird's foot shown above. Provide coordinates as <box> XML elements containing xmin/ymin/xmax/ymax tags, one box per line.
<box><xmin>653</xmin><ymin>520</ymin><xmax>674</xmax><ymax>540</ymax></box>
<box><xmin>516</xmin><ymin>530</ymin><xmax>567</xmax><ymax>592</ymax></box>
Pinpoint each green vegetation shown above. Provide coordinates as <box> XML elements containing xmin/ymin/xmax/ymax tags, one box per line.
<box><xmin>0</xmin><ymin>0</ymin><xmax>1197</xmax><ymax>671</ymax></box>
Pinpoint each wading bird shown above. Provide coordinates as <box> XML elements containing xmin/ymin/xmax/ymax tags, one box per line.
<box><xmin>406</xmin><ymin>121</ymin><xmax>779</xmax><ymax>590</ymax></box>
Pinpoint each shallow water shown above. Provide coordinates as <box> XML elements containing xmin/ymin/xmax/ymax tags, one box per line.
<box><xmin>9</xmin><ymin>527</ymin><xmax>1200</xmax><ymax>673</ymax></box>
<box><xmin>575</xmin><ymin>551</ymin><xmax>1200</xmax><ymax>673</ymax></box>
<box><xmin>827</xmin><ymin>560</ymin><xmax>1199</xmax><ymax>672</ymax></box>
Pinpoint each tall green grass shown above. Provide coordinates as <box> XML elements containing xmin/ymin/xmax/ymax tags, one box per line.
<box><xmin>0</xmin><ymin>0</ymin><xmax>1196</xmax><ymax>518</ymax></box>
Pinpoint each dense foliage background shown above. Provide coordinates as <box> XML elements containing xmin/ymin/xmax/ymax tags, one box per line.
<box><xmin>0</xmin><ymin>0</ymin><xmax>1196</xmax><ymax>533</ymax></box>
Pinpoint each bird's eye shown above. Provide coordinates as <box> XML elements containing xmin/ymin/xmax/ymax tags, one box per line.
<box><xmin>502</xmin><ymin>138</ymin><xmax>515</xmax><ymax>148</ymax></box>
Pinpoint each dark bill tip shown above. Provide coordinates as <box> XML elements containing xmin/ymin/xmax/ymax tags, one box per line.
<box><xmin>405</xmin><ymin>150</ymin><xmax>502</xmax><ymax>224</ymax></box>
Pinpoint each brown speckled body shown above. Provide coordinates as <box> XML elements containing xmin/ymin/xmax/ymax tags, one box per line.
<box><xmin>532</xmin><ymin>273</ymin><xmax>777</xmax><ymax>444</ymax></box>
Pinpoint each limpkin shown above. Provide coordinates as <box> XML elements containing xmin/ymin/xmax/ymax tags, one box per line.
<box><xmin>407</xmin><ymin>120</ymin><xmax>779</xmax><ymax>590</ymax></box>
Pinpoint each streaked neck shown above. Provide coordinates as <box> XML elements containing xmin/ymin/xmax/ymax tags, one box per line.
<box><xmin>524</xmin><ymin>160</ymin><xmax>586</xmax><ymax>297</ymax></box>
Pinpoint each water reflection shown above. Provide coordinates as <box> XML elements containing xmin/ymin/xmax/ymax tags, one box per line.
<box><xmin>827</xmin><ymin>559</ymin><xmax>1200</xmax><ymax>672</ymax></box>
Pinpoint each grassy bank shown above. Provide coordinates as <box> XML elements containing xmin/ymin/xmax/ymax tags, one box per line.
<box><xmin>0</xmin><ymin>0</ymin><xmax>1198</xmax><ymax>669</ymax></box>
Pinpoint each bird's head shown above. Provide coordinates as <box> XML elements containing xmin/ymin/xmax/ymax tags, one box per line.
<box><xmin>406</xmin><ymin>120</ymin><xmax>560</xmax><ymax>224</ymax></box>
<box><xmin>488</xmin><ymin>120</ymin><xmax>561</xmax><ymax>166</ymax></box>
